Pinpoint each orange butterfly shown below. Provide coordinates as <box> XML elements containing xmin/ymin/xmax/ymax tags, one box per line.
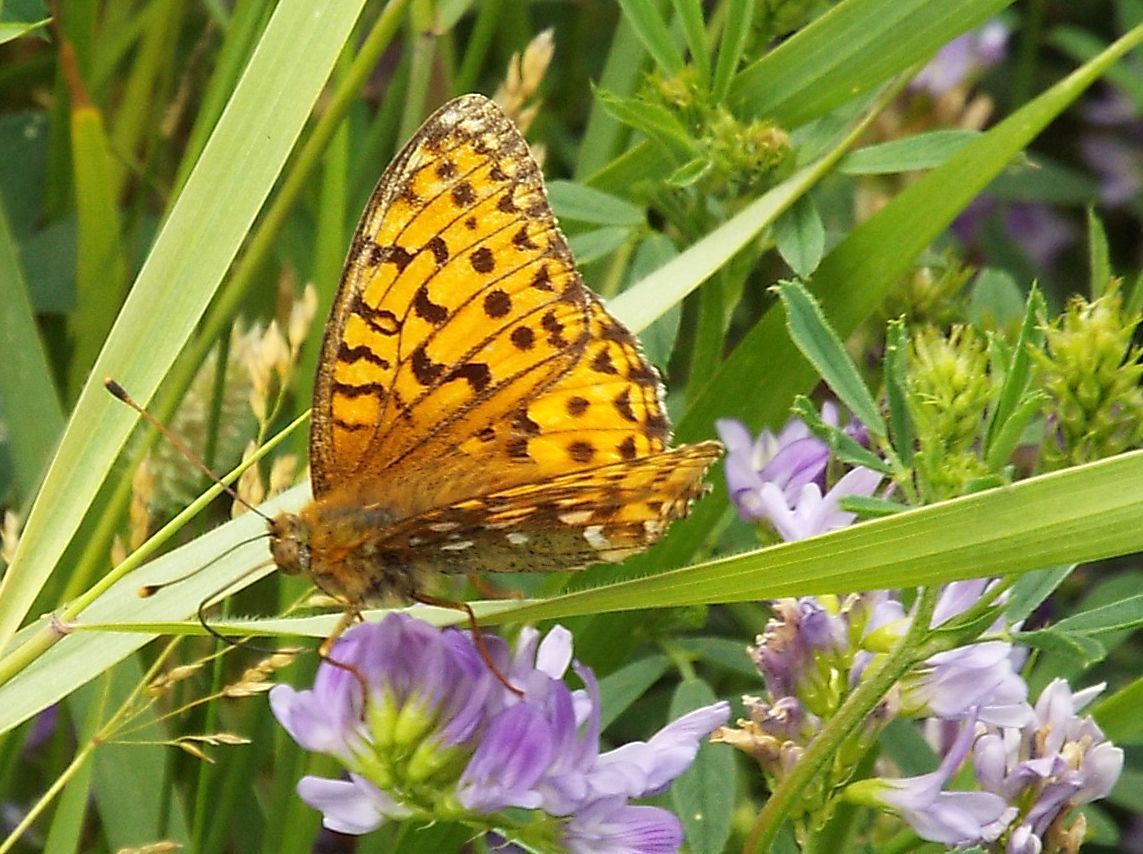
<box><xmin>268</xmin><ymin>94</ymin><xmax>721</xmax><ymax>624</ymax></box>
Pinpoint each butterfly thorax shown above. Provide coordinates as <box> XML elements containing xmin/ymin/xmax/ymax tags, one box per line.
<box><xmin>269</xmin><ymin>501</ymin><xmax>426</xmax><ymax>607</ymax></box>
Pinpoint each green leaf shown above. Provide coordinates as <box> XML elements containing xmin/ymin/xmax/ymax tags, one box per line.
<box><xmin>730</xmin><ymin>0</ymin><xmax>1012</xmax><ymax>126</ymax></box>
<box><xmin>712</xmin><ymin>0</ymin><xmax>752</xmax><ymax>101</ymax></box>
<box><xmin>677</xmin><ymin>636</ymin><xmax>757</xmax><ymax>677</ymax></box>
<box><xmin>773</xmin><ymin>194</ymin><xmax>825</xmax><ymax>278</ymax></box>
<box><xmin>627</xmin><ymin>233</ymin><xmax>682</xmax><ymax>368</ymax></box>
<box><xmin>1052</xmin><ymin>593</ymin><xmax>1143</xmax><ymax>636</ymax></box>
<box><xmin>968</xmin><ymin>267</ymin><xmax>1026</xmax><ymax>329</ymax></box>
<box><xmin>984</xmin><ymin>287</ymin><xmax>1046</xmax><ymax>467</ymax></box>
<box><xmin>0</xmin><ymin>17</ymin><xmax>49</xmax><ymax>44</ymax></box>
<box><xmin>670</xmin><ymin>680</ymin><xmax>734</xmax><ymax>854</ymax></box>
<box><xmin>1050</xmin><ymin>24</ymin><xmax>1143</xmax><ymax>107</ymax></box>
<box><xmin>595</xmin><ymin>89</ymin><xmax>699</xmax><ymax>161</ymax></box>
<box><xmin>880</xmin><ymin>718</ymin><xmax>937</xmax><ymax>775</ymax></box>
<box><xmin>0</xmin><ymin>197</ymin><xmax>64</xmax><ymax>499</ymax></box>
<box><xmin>666</xmin><ymin>156</ymin><xmax>712</xmax><ymax>187</ymax></box>
<box><xmin>1005</xmin><ymin>566</ymin><xmax>1074</xmax><ymax>624</ymax></box>
<box><xmin>568</xmin><ymin>225</ymin><xmax>631</xmax><ymax>264</ymax></box>
<box><xmin>77</xmin><ymin>657</ymin><xmax>192</xmax><ymax>848</ymax></box>
<box><xmin>1127</xmin><ymin>267</ymin><xmax>1143</xmax><ymax>315</ymax></box>
<box><xmin>597</xmin><ymin>655</ymin><xmax>670</xmax><ymax>730</ymax></box>
<box><xmin>1093</xmin><ymin>674</ymin><xmax>1143</xmax><ymax>742</ymax></box>
<box><xmin>548</xmin><ymin>180</ymin><xmax>646</xmax><ymax>226</ymax></box>
<box><xmin>1013</xmin><ymin>628</ymin><xmax>1106</xmax><ymax>665</ymax></box>
<box><xmin>987</xmin><ymin>152</ymin><xmax>1100</xmax><ymax>205</ymax></box>
<box><xmin>609</xmin><ymin>155</ymin><xmax>842</xmax><ymax>335</ymax></box>
<box><xmin>67</xmin><ymin>102</ymin><xmax>127</xmax><ymax>400</ymax></box>
<box><xmin>1087</xmin><ymin>207</ymin><xmax>1112</xmax><ymax>297</ymax></box>
<box><xmin>791</xmin><ymin>396</ymin><xmax>893</xmax><ymax>473</ymax></box>
<box><xmin>838</xmin><ymin>495</ymin><xmax>907</xmax><ymax>518</ymax></box>
<box><xmin>0</xmin><ymin>0</ymin><xmax>371</xmax><ymax>660</ymax></box>
<box><xmin>777</xmin><ymin>282</ymin><xmax>885</xmax><ymax>436</ymax></box>
<box><xmin>672</xmin><ymin>0</ymin><xmax>710</xmax><ymax>85</ymax></box>
<box><xmin>838</xmin><ymin>129</ymin><xmax>981</xmax><ymax>174</ymax></box>
<box><xmin>617</xmin><ymin>0</ymin><xmax>685</xmax><ymax>74</ymax></box>
<box><xmin>488</xmin><ymin>448</ymin><xmax>1143</xmax><ymax>628</ymax></box>
<box><xmin>884</xmin><ymin>318</ymin><xmax>915</xmax><ymax>466</ymax></box>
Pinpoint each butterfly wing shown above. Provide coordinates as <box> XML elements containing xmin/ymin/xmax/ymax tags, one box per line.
<box><xmin>310</xmin><ymin>95</ymin><xmax>691</xmax><ymax>522</ymax></box>
<box><xmin>351</xmin><ymin>443</ymin><xmax>721</xmax><ymax>589</ymax></box>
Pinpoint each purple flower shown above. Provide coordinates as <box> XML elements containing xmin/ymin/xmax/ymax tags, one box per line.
<box><xmin>1080</xmin><ymin>133</ymin><xmax>1143</xmax><ymax>207</ymax></box>
<box><xmin>561</xmin><ymin>797</ymin><xmax>683</xmax><ymax>854</ymax></box>
<box><xmin>1005</xmin><ymin>203</ymin><xmax>1078</xmax><ymax>269</ymax></box>
<box><xmin>952</xmin><ymin>198</ymin><xmax>1079</xmax><ymax>273</ymax></box>
<box><xmin>972</xmin><ymin>679</ymin><xmax>1124</xmax><ymax>848</ymax></box>
<box><xmin>717</xmin><ymin>415</ymin><xmax>831</xmax><ymax>517</ymax></box>
<box><xmin>752</xmin><ymin>598</ymin><xmax>848</xmax><ymax>703</ymax></box>
<box><xmin>911</xmin><ymin>21</ymin><xmax>1009</xmax><ymax>96</ymax></box>
<box><xmin>845</xmin><ymin>713</ymin><xmax>1017</xmax><ymax>845</ymax></box>
<box><xmin>271</xmin><ymin>614</ymin><xmax>729</xmax><ymax>851</ymax></box>
<box><xmin>855</xmin><ymin>581</ymin><xmax>1032</xmax><ymax>726</ymax></box>
<box><xmin>1080</xmin><ymin>88</ymin><xmax>1143</xmax><ymax>208</ymax></box>
<box><xmin>457</xmin><ymin>659</ymin><xmax>729</xmax><ymax>817</ymax></box>
<box><xmin>717</xmin><ymin>408</ymin><xmax>883</xmax><ymax>540</ymax></box>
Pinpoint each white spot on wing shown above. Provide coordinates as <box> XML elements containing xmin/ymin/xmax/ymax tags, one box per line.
<box><xmin>559</xmin><ymin>510</ymin><xmax>594</xmax><ymax>526</ymax></box>
<box><xmin>440</xmin><ymin>540</ymin><xmax>475</xmax><ymax>552</ymax></box>
<box><xmin>507</xmin><ymin>532</ymin><xmax>530</xmax><ymax>545</ymax></box>
<box><xmin>583</xmin><ymin>525</ymin><xmax>611</xmax><ymax>550</ymax></box>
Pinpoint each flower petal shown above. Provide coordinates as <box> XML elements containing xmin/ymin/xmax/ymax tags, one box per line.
<box><xmin>295</xmin><ymin>774</ymin><xmax>410</xmax><ymax>835</ymax></box>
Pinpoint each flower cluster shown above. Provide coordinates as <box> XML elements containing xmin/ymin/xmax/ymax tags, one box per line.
<box><xmin>714</xmin><ymin>409</ymin><xmax>1124</xmax><ymax>849</ymax></box>
<box><xmin>271</xmin><ymin>614</ymin><xmax>729</xmax><ymax>852</ymax></box>
<box><xmin>1033</xmin><ymin>285</ymin><xmax>1143</xmax><ymax>469</ymax></box>
<box><xmin>717</xmin><ymin>403</ymin><xmax>882</xmax><ymax>542</ymax></box>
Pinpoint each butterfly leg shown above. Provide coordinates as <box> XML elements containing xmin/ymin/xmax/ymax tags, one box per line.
<box><xmin>467</xmin><ymin>573</ymin><xmax>525</xmax><ymax>601</ymax></box>
<box><xmin>412</xmin><ymin>593</ymin><xmax>524</xmax><ymax>698</ymax></box>
<box><xmin>316</xmin><ymin>608</ymin><xmax>370</xmax><ymax>709</ymax></box>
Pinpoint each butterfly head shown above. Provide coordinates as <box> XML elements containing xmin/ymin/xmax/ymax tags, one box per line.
<box><xmin>269</xmin><ymin>512</ymin><xmax>311</xmax><ymax>576</ymax></box>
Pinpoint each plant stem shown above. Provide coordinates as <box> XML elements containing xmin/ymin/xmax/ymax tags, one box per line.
<box><xmin>745</xmin><ymin>586</ymin><xmax>939</xmax><ymax>852</ymax></box>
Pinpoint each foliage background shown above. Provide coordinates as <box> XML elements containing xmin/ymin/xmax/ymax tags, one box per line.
<box><xmin>0</xmin><ymin>0</ymin><xmax>1140</xmax><ymax>851</ymax></box>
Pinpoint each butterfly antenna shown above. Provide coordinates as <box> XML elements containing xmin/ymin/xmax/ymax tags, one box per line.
<box><xmin>413</xmin><ymin>593</ymin><xmax>524</xmax><ymax>697</ymax></box>
<box><xmin>138</xmin><ymin>533</ymin><xmax>271</xmax><ymax>598</ymax></box>
<box><xmin>186</xmin><ymin>556</ymin><xmax>284</xmax><ymax>656</ymax></box>
<box><xmin>104</xmin><ymin>378</ymin><xmax>270</xmax><ymax>522</ymax></box>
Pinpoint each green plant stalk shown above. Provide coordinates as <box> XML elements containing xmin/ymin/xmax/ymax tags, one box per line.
<box><xmin>67</xmin><ymin>100</ymin><xmax>128</xmax><ymax>401</ymax></box>
<box><xmin>64</xmin><ymin>0</ymin><xmax>411</xmax><ymax>595</ymax></box>
<box><xmin>0</xmin><ymin>637</ymin><xmax>183</xmax><ymax>854</ymax></box>
<box><xmin>0</xmin><ymin>200</ymin><xmax>65</xmax><ymax>498</ymax></box>
<box><xmin>172</xmin><ymin>0</ymin><xmax>274</xmax><ymax>197</ymax></box>
<box><xmin>163</xmin><ymin>0</ymin><xmax>410</xmax><ymax>398</ymax></box>
<box><xmin>453</xmin><ymin>0</ymin><xmax>503</xmax><ymax>94</ymax></box>
<box><xmin>1</xmin><ymin>732</ymin><xmax>98</xmax><ymax>853</ymax></box>
<box><xmin>0</xmin><ymin>412</ymin><xmax>305</xmax><ymax>689</ymax></box>
<box><xmin>107</xmin><ymin>0</ymin><xmax>183</xmax><ymax>195</ymax></box>
<box><xmin>397</xmin><ymin>0</ymin><xmax>438</xmax><ymax>143</ymax></box>
<box><xmin>745</xmin><ymin>586</ymin><xmax>940</xmax><ymax>852</ymax></box>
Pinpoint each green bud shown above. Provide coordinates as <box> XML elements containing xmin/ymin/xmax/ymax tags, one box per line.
<box><xmin>907</xmin><ymin>325</ymin><xmax>994</xmax><ymax>499</ymax></box>
<box><xmin>1034</xmin><ymin>287</ymin><xmax>1143</xmax><ymax>469</ymax></box>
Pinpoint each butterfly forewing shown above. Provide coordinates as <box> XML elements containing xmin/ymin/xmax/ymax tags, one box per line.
<box><xmin>287</xmin><ymin>94</ymin><xmax>722</xmax><ymax>604</ymax></box>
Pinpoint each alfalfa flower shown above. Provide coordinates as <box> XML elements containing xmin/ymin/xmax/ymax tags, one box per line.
<box><xmin>716</xmin><ymin>405</ymin><xmax>883</xmax><ymax>541</ymax></box>
<box><xmin>271</xmin><ymin>614</ymin><xmax>729</xmax><ymax>851</ymax></box>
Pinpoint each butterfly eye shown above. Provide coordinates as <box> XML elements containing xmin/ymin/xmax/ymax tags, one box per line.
<box><xmin>269</xmin><ymin>514</ymin><xmax>310</xmax><ymax>575</ymax></box>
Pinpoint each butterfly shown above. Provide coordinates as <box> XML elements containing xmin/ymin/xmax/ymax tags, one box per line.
<box><xmin>268</xmin><ymin>94</ymin><xmax>722</xmax><ymax>617</ymax></box>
